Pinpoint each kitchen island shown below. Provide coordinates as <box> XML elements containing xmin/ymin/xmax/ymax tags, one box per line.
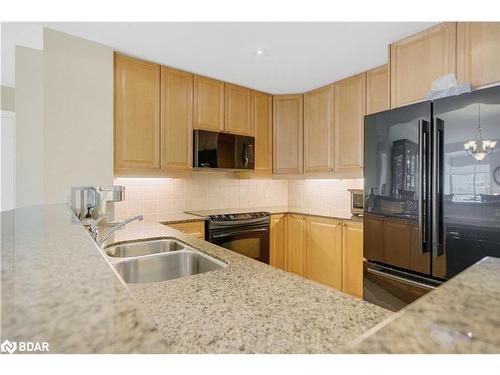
<box><xmin>0</xmin><ymin>204</ymin><xmax>388</xmax><ymax>353</ymax></box>
<box><xmin>2</xmin><ymin>204</ymin><xmax>499</xmax><ymax>354</ymax></box>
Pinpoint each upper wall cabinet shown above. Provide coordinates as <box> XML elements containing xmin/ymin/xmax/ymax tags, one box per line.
<box><xmin>334</xmin><ymin>73</ymin><xmax>366</xmax><ymax>175</ymax></box>
<box><xmin>160</xmin><ymin>67</ymin><xmax>193</xmax><ymax>172</ymax></box>
<box><xmin>253</xmin><ymin>91</ymin><xmax>273</xmax><ymax>174</ymax></box>
<box><xmin>225</xmin><ymin>83</ymin><xmax>253</xmax><ymax>136</ymax></box>
<box><xmin>194</xmin><ymin>75</ymin><xmax>224</xmax><ymax>132</ymax></box>
<box><xmin>114</xmin><ymin>53</ymin><xmax>160</xmax><ymax>176</ymax></box>
<box><xmin>273</xmin><ymin>95</ymin><xmax>304</xmax><ymax>174</ymax></box>
<box><xmin>304</xmin><ymin>84</ymin><xmax>335</xmax><ymax>173</ymax></box>
<box><xmin>366</xmin><ymin>64</ymin><xmax>390</xmax><ymax>115</ymax></box>
<box><xmin>457</xmin><ymin>22</ymin><xmax>500</xmax><ymax>88</ymax></box>
<box><xmin>390</xmin><ymin>22</ymin><xmax>457</xmax><ymax>108</ymax></box>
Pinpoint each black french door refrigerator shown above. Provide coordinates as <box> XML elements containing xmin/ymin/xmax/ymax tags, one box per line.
<box><xmin>363</xmin><ymin>85</ymin><xmax>500</xmax><ymax>311</ymax></box>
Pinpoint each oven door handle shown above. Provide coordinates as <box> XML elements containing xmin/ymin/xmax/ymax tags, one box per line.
<box><xmin>211</xmin><ymin>227</ymin><xmax>269</xmax><ymax>239</ymax></box>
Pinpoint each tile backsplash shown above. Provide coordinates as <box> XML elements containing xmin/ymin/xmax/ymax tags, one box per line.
<box><xmin>114</xmin><ymin>173</ymin><xmax>363</xmax><ymax>222</ymax></box>
<box><xmin>113</xmin><ymin>172</ymin><xmax>288</xmax><ymax>222</ymax></box>
<box><xmin>288</xmin><ymin>179</ymin><xmax>364</xmax><ymax>217</ymax></box>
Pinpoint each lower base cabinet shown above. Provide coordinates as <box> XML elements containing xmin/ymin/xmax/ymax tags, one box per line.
<box><xmin>306</xmin><ymin>216</ymin><xmax>342</xmax><ymax>290</ymax></box>
<box><xmin>341</xmin><ymin>220</ymin><xmax>363</xmax><ymax>298</ymax></box>
<box><xmin>270</xmin><ymin>214</ymin><xmax>286</xmax><ymax>270</ymax></box>
<box><xmin>285</xmin><ymin>214</ymin><xmax>307</xmax><ymax>277</ymax></box>
<box><xmin>167</xmin><ymin>221</ymin><xmax>205</xmax><ymax>239</ymax></box>
<box><xmin>269</xmin><ymin>213</ymin><xmax>364</xmax><ymax>298</ymax></box>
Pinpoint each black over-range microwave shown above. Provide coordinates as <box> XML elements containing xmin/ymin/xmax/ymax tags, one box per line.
<box><xmin>193</xmin><ymin>130</ymin><xmax>255</xmax><ymax>170</ymax></box>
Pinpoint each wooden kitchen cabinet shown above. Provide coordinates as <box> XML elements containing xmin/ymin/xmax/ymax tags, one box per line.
<box><xmin>457</xmin><ymin>22</ymin><xmax>500</xmax><ymax>88</ymax></box>
<box><xmin>273</xmin><ymin>95</ymin><xmax>304</xmax><ymax>174</ymax></box>
<box><xmin>342</xmin><ymin>220</ymin><xmax>363</xmax><ymax>298</ymax></box>
<box><xmin>114</xmin><ymin>53</ymin><xmax>161</xmax><ymax>175</ymax></box>
<box><xmin>366</xmin><ymin>64</ymin><xmax>390</xmax><ymax>115</ymax></box>
<box><xmin>304</xmin><ymin>84</ymin><xmax>335</xmax><ymax>173</ymax></box>
<box><xmin>194</xmin><ymin>75</ymin><xmax>224</xmax><ymax>132</ymax></box>
<box><xmin>160</xmin><ymin>66</ymin><xmax>193</xmax><ymax>172</ymax></box>
<box><xmin>253</xmin><ymin>91</ymin><xmax>273</xmax><ymax>174</ymax></box>
<box><xmin>306</xmin><ymin>216</ymin><xmax>342</xmax><ymax>290</ymax></box>
<box><xmin>390</xmin><ymin>22</ymin><xmax>457</xmax><ymax>108</ymax></box>
<box><xmin>167</xmin><ymin>221</ymin><xmax>205</xmax><ymax>240</ymax></box>
<box><xmin>224</xmin><ymin>83</ymin><xmax>253</xmax><ymax>136</ymax></box>
<box><xmin>334</xmin><ymin>73</ymin><xmax>366</xmax><ymax>175</ymax></box>
<box><xmin>285</xmin><ymin>214</ymin><xmax>307</xmax><ymax>276</ymax></box>
<box><xmin>270</xmin><ymin>214</ymin><xmax>286</xmax><ymax>270</ymax></box>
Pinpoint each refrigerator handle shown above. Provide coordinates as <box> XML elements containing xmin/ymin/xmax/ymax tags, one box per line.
<box><xmin>432</xmin><ymin>118</ymin><xmax>445</xmax><ymax>257</ymax></box>
<box><xmin>418</xmin><ymin>120</ymin><xmax>430</xmax><ymax>254</ymax></box>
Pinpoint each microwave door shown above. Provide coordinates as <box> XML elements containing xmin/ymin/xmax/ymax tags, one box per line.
<box><xmin>363</xmin><ymin>102</ymin><xmax>432</xmax><ymax>275</ymax></box>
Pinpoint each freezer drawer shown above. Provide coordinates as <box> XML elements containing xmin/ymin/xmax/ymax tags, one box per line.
<box><xmin>363</xmin><ymin>262</ymin><xmax>441</xmax><ymax>312</ymax></box>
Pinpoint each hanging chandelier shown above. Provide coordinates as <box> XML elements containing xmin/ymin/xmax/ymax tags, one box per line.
<box><xmin>464</xmin><ymin>104</ymin><xmax>497</xmax><ymax>161</ymax></box>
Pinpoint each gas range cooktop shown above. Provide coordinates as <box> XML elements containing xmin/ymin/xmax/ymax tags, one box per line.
<box><xmin>208</xmin><ymin>212</ymin><xmax>269</xmax><ymax>222</ymax></box>
<box><xmin>186</xmin><ymin>209</ymin><xmax>270</xmax><ymax>222</ymax></box>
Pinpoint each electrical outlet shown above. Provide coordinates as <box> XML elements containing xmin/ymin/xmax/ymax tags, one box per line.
<box><xmin>264</xmin><ymin>189</ymin><xmax>270</xmax><ymax>199</ymax></box>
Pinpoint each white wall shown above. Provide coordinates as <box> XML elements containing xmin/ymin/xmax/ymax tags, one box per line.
<box><xmin>1</xmin><ymin>111</ymin><xmax>15</xmax><ymax>211</ymax></box>
<box><xmin>15</xmin><ymin>46</ymin><xmax>44</xmax><ymax>208</ymax></box>
<box><xmin>43</xmin><ymin>28</ymin><xmax>113</xmax><ymax>204</ymax></box>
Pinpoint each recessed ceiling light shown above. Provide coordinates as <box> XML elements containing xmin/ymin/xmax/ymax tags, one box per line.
<box><xmin>255</xmin><ymin>49</ymin><xmax>265</xmax><ymax>56</ymax></box>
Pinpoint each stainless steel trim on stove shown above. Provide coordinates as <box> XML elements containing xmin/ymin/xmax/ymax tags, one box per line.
<box><xmin>211</xmin><ymin>227</ymin><xmax>269</xmax><ymax>239</ymax></box>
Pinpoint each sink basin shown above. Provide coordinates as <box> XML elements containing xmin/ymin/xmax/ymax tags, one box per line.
<box><xmin>114</xmin><ymin>250</ymin><xmax>226</xmax><ymax>283</ymax></box>
<box><xmin>105</xmin><ymin>238</ymin><xmax>185</xmax><ymax>258</ymax></box>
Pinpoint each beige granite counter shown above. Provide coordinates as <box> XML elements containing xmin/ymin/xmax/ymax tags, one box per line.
<box><xmin>349</xmin><ymin>256</ymin><xmax>500</xmax><ymax>354</ymax></box>
<box><xmin>185</xmin><ymin>206</ymin><xmax>363</xmax><ymax>222</ymax></box>
<box><xmin>103</xmin><ymin>219</ymin><xmax>389</xmax><ymax>353</ymax></box>
<box><xmin>0</xmin><ymin>205</ymin><xmax>164</xmax><ymax>353</ymax></box>
<box><xmin>1</xmin><ymin>204</ymin><xmax>388</xmax><ymax>354</ymax></box>
<box><xmin>5</xmin><ymin>204</ymin><xmax>498</xmax><ymax>354</ymax></box>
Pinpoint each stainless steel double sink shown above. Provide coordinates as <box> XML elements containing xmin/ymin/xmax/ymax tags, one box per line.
<box><xmin>105</xmin><ymin>238</ymin><xmax>226</xmax><ymax>284</ymax></box>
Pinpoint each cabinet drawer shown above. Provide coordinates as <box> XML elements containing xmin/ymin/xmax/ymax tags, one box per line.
<box><xmin>167</xmin><ymin>221</ymin><xmax>205</xmax><ymax>239</ymax></box>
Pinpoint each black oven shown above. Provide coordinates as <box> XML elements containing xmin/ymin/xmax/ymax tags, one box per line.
<box><xmin>206</xmin><ymin>212</ymin><xmax>270</xmax><ymax>264</ymax></box>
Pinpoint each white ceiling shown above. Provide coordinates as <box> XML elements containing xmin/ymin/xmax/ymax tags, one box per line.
<box><xmin>1</xmin><ymin>22</ymin><xmax>437</xmax><ymax>94</ymax></box>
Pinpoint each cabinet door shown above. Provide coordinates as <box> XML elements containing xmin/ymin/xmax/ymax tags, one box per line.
<box><xmin>273</xmin><ymin>95</ymin><xmax>304</xmax><ymax>174</ymax></box>
<box><xmin>270</xmin><ymin>214</ymin><xmax>286</xmax><ymax>270</ymax></box>
<box><xmin>114</xmin><ymin>53</ymin><xmax>160</xmax><ymax>175</ymax></box>
<box><xmin>160</xmin><ymin>67</ymin><xmax>193</xmax><ymax>171</ymax></box>
<box><xmin>457</xmin><ymin>22</ymin><xmax>500</xmax><ymax>88</ymax></box>
<box><xmin>366</xmin><ymin>64</ymin><xmax>389</xmax><ymax>115</ymax></box>
<box><xmin>253</xmin><ymin>91</ymin><xmax>273</xmax><ymax>174</ymax></box>
<box><xmin>167</xmin><ymin>221</ymin><xmax>204</xmax><ymax>239</ymax></box>
<box><xmin>304</xmin><ymin>84</ymin><xmax>335</xmax><ymax>173</ymax></box>
<box><xmin>342</xmin><ymin>220</ymin><xmax>363</xmax><ymax>298</ymax></box>
<box><xmin>306</xmin><ymin>216</ymin><xmax>342</xmax><ymax>290</ymax></box>
<box><xmin>390</xmin><ymin>22</ymin><xmax>456</xmax><ymax>108</ymax></box>
<box><xmin>334</xmin><ymin>73</ymin><xmax>366</xmax><ymax>174</ymax></box>
<box><xmin>285</xmin><ymin>214</ymin><xmax>306</xmax><ymax>276</ymax></box>
<box><xmin>225</xmin><ymin>83</ymin><xmax>252</xmax><ymax>136</ymax></box>
<box><xmin>193</xmin><ymin>75</ymin><xmax>224</xmax><ymax>132</ymax></box>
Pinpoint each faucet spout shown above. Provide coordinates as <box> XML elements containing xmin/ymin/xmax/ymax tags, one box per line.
<box><xmin>97</xmin><ymin>215</ymin><xmax>143</xmax><ymax>246</ymax></box>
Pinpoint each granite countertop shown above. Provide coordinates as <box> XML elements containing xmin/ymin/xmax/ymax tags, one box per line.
<box><xmin>185</xmin><ymin>206</ymin><xmax>363</xmax><ymax>222</ymax></box>
<box><xmin>1</xmin><ymin>204</ymin><xmax>388</xmax><ymax>354</ymax></box>
<box><xmin>0</xmin><ymin>205</ymin><xmax>164</xmax><ymax>353</ymax></box>
<box><xmin>156</xmin><ymin>212</ymin><xmax>207</xmax><ymax>224</ymax></box>
<box><xmin>4</xmin><ymin>204</ymin><xmax>499</xmax><ymax>354</ymax></box>
<box><xmin>102</xmin><ymin>218</ymin><xmax>389</xmax><ymax>353</ymax></box>
<box><xmin>349</xmin><ymin>256</ymin><xmax>500</xmax><ymax>353</ymax></box>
